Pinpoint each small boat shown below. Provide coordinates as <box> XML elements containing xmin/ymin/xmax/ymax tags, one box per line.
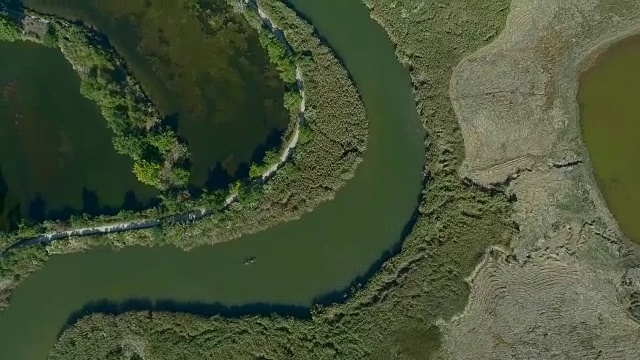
<box><xmin>244</xmin><ymin>256</ymin><xmax>256</xmax><ymax>265</ymax></box>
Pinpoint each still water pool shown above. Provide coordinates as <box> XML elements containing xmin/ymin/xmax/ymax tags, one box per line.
<box><xmin>580</xmin><ymin>35</ymin><xmax>640</xmax><ymax>243</ymax></box>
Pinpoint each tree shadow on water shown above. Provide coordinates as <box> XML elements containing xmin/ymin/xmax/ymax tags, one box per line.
<box><xmin>2</xmin><ymin>203</ymin><xmax>21</xmax><ymax>232</ymax></box>
<box><xmin>0</xmin><ymin>169</ymin><xmax>8</xmax><ymax>216</ymax></box>
<box><xmin>234</xmin><ymin>162</ymin><xmax>250</xmax><ymax>180</ymax></box>
<box><xmin>195</xmin><ymin>127</ymin><xmax>283</xmax><ymax>194</ymax></box>
<box><xmin>60</xmin><ymin>298</ymin><xmax>311</xmax><ymax>337</ymax></box>
<box><xmin>0</xmin><ymin>168</ymin><xmax>22</xmax><ymax>230</ymax></box>
<box><xmin>26</xmin><ymin>188</ymin><xmax>158</xmax><ymax>224</ymax></box>
<box><xmin>203</xmin><ymin>162</ymin><xmax>233</xmax><ymax>192</ymax></box>
<box><xmin>162</xmin><ymin>112</ymin><xmax>181</xmax><ymax>134</ymax></box>
<box><xmin>248</xmin><ymin>127</ymin><xmax>285</xmax><ymax>166</ymax></box>
<box><xmin>27</xmin><ymin>195</ymin><xmax>47</xmax><ymax>223</ymax></box>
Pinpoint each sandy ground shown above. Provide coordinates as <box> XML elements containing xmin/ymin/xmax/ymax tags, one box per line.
<box><xmin>442</xmin><ymin>0</ymin><xmax>640</xmax><ymax>358</ymax></box>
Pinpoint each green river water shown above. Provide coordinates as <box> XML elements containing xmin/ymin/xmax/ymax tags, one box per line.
<box><xmin>580</xmin><ymin>35</ymin><xmax>640</xmax><ymax>243</ymax></box>
<box><xmin>0</xmin><ymin>0</ymin><xmax>425</xmax><ymax>359</ymax></box>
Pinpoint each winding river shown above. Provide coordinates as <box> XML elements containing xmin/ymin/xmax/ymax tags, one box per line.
<box><xmin>0</xmin><ymin>1</ymin><xmax>425</xmax><ymax>359</ymax></box>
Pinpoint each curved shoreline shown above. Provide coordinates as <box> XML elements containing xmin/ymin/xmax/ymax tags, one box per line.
<box><xmin>571</xmin><ymin>25</ymin><xmax>640</xmax><ymax>244</ymax></box>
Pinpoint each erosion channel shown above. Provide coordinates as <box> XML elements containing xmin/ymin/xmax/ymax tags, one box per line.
<box><xmin>0</xmin><ymin>1</ymin><xmax>425</xmax><ymax>359</ymax></box>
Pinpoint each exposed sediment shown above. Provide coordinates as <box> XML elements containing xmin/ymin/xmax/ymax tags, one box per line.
<box><xmin>444</xmin><ymin>0</ymin><xmax>640</xmax><ymax>358</ymax></box>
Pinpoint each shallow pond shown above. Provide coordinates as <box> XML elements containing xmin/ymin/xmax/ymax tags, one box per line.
<box><xmin>0</xmin><ymin>40</ymin><xmax>157</xmax><ymax>230</ymax></box>
<box><xmin>0</xmin><ymin>1</ymin><xmax>425</xmax><ymax>359</ymax></box>
<box><xmin>580</xmin><ymin>35</ymin><xmax>640</xmax><ymax>243</ymax></box>
<box><xmin>25</xmin><ymin>0</ymin><xmax>290</xmax><ymax>189</ymax></box>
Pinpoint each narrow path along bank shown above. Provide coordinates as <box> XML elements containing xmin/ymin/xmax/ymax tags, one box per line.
<box><xmin>0</xmin><ymin>1</ymin><xmax>425</xmax><ymax>359</ymax></box>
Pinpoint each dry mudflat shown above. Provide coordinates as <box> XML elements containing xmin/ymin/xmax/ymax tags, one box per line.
<box><xmin>443</xmin><ymin>0</ymin><xmax>640</xmax><ymax>359</ymax></box>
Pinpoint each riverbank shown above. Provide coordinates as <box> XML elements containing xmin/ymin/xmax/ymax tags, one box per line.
<box><xmin>443</xmin><ymin>0</ymin><xmax>640</xmax><ymax>358</ymax></box>
<box><xmin>50</xmin><ymin>0</ymin><xmax>517</xmax><ymax>358</ymax></box>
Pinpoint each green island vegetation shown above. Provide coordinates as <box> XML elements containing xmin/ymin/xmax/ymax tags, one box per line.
<box><xmin>47</xmin><ymin>0</ymin><xmax>516</xmax><ymax>359</ymax></box>
<box><xmin>0</xmin><ymin>4</ymin><xmax>205</xmax><ymax>244</ymax></box>
<box><xmin>0</xmin><ymin>0</ymin><xmax>303</xmax><ymax>241</ymax></box>
<box><xmin>0</xmin><ymin>9</ymin><xmax>19</xmax><ymax>41</ymax></box>
<box><xmin>0</xmin><ymin>0</ymin><xmax>368</xmax><ymax>312</ymax></box>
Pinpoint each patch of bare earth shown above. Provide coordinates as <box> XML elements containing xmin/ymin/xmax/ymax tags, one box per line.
<box><xmin>443</xmin><ymin>0</ymin><xmax>640</xmax><ymax>358</ymax></box>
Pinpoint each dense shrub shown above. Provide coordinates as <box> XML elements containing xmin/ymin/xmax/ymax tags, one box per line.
<box><xmin>0</xmin><ymin>11</ymin><xmax>20</xmax><ymax>42</ymax></box>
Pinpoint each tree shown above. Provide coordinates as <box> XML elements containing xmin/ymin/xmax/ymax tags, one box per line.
<box><xmin>166</xmin><ymin>167</ymin><xmax>190</xmax><ymax>187</ymax></box>
<box><xmin>147</xmin><ymin>131</ymin><xmax>179</xmax><ymax>155</ymax></box>
<box><xmin>249</xmin><ymin>150</ymin><xmax>280</xmax><ymax>179</ymax></box>
<box><xmin>259</xmin><ymin>30</ymin><xmax>296</xmax><ymax>85</ymax></box>
<box><xmin>42</xmin><ymin>24</ymin><xmax>59</xmax><ymax>48</ymax></box>
<box><xmin>298</xmin><ymin>124</ymin><xmax>312</xmax><ymax>145</ymax></box>
<box><xmin>284</xmin><ymin>90</ymin><xmax>302</xmax><ymax>114</ymax></box>
<box><xmin>133</xmin><ymin>160</ymin><xmax>164</xmax><ymax>189</ymax></box>
<box><xmin>249</xmin><ymin>162</ymin><xmax>263</xmax><ymax>179</ymax></box>
<box><xmin>0</xmin><ymin>13</ymin><xmax>21</xmax><ymax>42</ymax></box>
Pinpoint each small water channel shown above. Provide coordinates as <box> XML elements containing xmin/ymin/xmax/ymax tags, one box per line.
<box><xmin>579</xmin><ymin>35</ymin><xmax>640</xmax><ymax>243</ymax></box>
<box><xmin>0</xmin><ymin>40</ymin><xmax>157</xmax><ymax>230</ymax></box>
<box><xmin>0</xmin><ymin>1</ymin><xmax>426</xmax><ymax>359</ymax></box>
<box><xmin>25</xmin><ymin>0</ymin><xmax>290</xmax><ymax>189</ymax></box>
